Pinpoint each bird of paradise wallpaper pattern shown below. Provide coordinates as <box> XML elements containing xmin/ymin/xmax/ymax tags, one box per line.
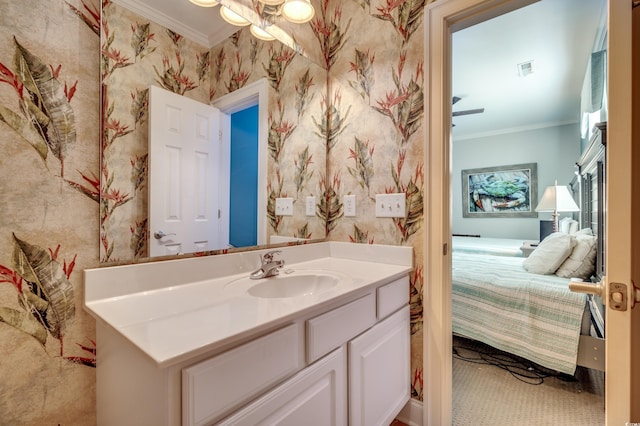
<box><xmin>0</xmin><ymin>0</ymin><xmax>429</xmax><ymax>422</ymax></box>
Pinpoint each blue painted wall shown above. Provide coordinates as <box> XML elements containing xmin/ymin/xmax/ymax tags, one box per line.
<box><xmin>229</xmin><ymin>105</ymin><xmax>258</xmax><ymax>247</ymax></box>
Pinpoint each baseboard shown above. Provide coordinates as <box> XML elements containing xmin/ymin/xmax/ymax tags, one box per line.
<box><xmin>395</xmin><ymin>398</ymin><xmax>423</xmax><ymax>426</ymax></box>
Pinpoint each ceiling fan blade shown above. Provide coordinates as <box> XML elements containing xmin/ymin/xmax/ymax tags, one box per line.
<box><xmin>452</xmin><ymin>108</ymin><xmax>484</xmax><ymax>117</ymax></box>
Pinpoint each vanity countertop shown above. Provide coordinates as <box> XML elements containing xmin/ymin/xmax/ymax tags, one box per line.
<box><xmin>84</xmin><ymin>242</ymin><xmax>412</xmax><ymax>368</ymax></box>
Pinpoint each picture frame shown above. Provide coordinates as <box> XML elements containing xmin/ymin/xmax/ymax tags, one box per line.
<box><xmin>462</xmin><ymin>163</ymin><xmax>538</xmax><ymax>218</ymax></box>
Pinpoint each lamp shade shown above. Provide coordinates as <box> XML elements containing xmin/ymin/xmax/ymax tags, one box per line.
<box><xmin>282</xmin><ymin>0</ymin><xmax>315</xmax><ymax>23</ymax></box>
<box><xmin>189</xmin><ymin>0</ymin><xmax>220</xmax><ymax>6</ymax></box>
<box><xmin>535</xmin><ymin>183</ymin><xmax>580</xmax><ymax>213</ymax></box>
<box><xmin>250</xmin><ymin>25</ymin><xmax>276</xmax><ymax>41</ymax></box>
<box><xmin>220</xmin><ymin>6</ymin><xmax>251</xmax><ymax>26</ymax></box>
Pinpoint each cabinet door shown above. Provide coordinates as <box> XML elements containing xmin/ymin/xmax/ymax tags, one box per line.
<box><xmin>349</xmin><ymin>306</ymin><xmax>410</xmax><ymax>426</ymax></box>
<box><xmin>218</xmin><ymin>346</ymin><xmax>347</xmax><ymax>426</ymax></box>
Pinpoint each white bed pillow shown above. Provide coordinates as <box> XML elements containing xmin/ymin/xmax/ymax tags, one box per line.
<box><xmin>559</xmin><ymin>217</ymin><xmax>579</xmax><ymax>234</ymax></box>
<box><xmin>555</xmin><ymin>234</ymin><xmax>597</xmax><ymax>279</ymax></box>
<box><xmin>522</xmin><ymin>232</ymin><xmax>576</xmax><ymax>275</ymax></box>
<box><xmin>575</xmin><ymin>227</ymin><xmax>593</xmax><ymax>235</ymax></box>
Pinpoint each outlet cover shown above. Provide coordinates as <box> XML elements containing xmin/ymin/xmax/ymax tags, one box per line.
<box><xmin>375</xmin><ymin>193</ymin><xmax>406</xmax><ymax>218</ymax></box>
<box><xmin>305</xmin><ymin>196</ymin><xmax>316</xmax><ymax>216</ymax></box>
<box><xmin>275</xmin><ymin>197</ymin><xmax>294</xmax><ymax>216</ymax></box>
<box><xmin>344</xmin><ymin>194</ymin><xmax>356</xmax><ymax>217</ymax></box>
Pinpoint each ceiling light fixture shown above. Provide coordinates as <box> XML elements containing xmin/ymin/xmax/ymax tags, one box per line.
<box><xmin>188</xmin><ymin>0</ymin><xmax>220</xmax><ymax>6</ymax></box>
<box><xmin>220</xmin><ymin>5</ymin><xmax>250</xmax><ymax>26</ymax></box>
<box><xmin>189</xmin><ymin>0</ymin><xmax>314</xmax><ymax>41</ymax></box>
<box><xmin>282</xmin><ymin>0</ymin><xmax>315</xmax><ymax>23</ymax></box>
<box><xmin>250</xmin><ymin>25</ymin><xmax>276</xmax><ymax>41</ymax></box>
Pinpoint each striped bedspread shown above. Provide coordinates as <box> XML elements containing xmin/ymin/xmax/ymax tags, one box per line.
<box><xmin>452</xmin><ymin>252</ymin><xmax>587</xmax><ymax>375</ymax></box>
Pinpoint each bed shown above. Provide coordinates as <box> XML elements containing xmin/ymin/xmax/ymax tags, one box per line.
<box><xmin>452</xmin><ymin>122</ymin><xmax>607</xmax><ymax>375</ymax></box>
<box><xmin>452</xmin><ymin>236</ymin><xmax>524</xmax><ymax>257</ymax></box>
<box><xmin>452</xmin><ymin>250</ymin><xmax>589</xmax><ymax>375</ymax></box>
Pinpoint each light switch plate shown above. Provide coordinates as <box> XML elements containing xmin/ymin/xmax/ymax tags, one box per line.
<box><xmin>305</xmin><ymin>196</ymin><xmax>316</xmax><ymax>216</ymax></box>
<box><xmin>344</xmin><ymin>194</ymin><xmax>356</xmax><ymax>217</ymax></box>
<box><xmin>275</xmin><ymin>197</ymin><xmax>294</xmax><ymax>216</ymax></box>
<box><xmin>375</xmin><ymin>193</ymin><xmax>406</xmax><ymax>218</ymax></box>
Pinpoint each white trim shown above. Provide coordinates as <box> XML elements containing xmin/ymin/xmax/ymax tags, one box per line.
<box><xmin>112</xmin><ymin>0</ymin><xmax>234</xmax><ymax>48</ymax></box>
<box><xmin>213</xmin><ymin>79</ymin><xmax>269</xmax><ymax>247</ymax></box>
<box><xmin>395</xmin><ymin>398</ymin><xmax>423</xmax><ymax>426</ymax></box>
<box><xmin>452</xmin><ymin>119</ymin><xmax>578</xmax><ymax>141</ymax></box>
<box><xmin>424</xmin><ymin>1</ymin><xmax>538</xmax><ymax>425</ymax></box>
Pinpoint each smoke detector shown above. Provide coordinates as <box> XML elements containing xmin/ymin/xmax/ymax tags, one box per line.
<box><xmin>517</xmin><ymin>60</ymin><xmax>535</xmax><ymax>77</ymax></box>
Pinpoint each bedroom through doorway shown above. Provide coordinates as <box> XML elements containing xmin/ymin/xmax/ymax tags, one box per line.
<box><xmin>449</xmin><ymin>0</ymin><xmax>607</xmax><ymax>423</ymax></box>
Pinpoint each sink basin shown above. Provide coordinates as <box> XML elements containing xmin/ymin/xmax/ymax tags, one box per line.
<box><xmin>247</xmin><ymin>273</ymin><xmax>339</xmax><ymax>298</ymax></box>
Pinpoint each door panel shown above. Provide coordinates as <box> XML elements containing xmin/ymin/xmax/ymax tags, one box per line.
<box><xmin>149</xmin><ymin>85</ymin><xmax>223</xmax><ymax>257</ymax></box>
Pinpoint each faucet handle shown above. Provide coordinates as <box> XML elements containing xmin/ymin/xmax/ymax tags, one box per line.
<box><xmin>262</xmin><ymin>250</ymin><xmax>282</xmax><ymax>262</ymax></box>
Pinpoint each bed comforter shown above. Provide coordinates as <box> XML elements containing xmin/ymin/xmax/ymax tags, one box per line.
<box><xmin>452</xmin><ymin>252</ymin><xmax>587</xmax><ymax>375</ymax></box>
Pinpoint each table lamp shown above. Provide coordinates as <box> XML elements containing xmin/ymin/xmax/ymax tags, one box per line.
<box><xmin>535</xmin><ymin>180</ymin><xmax>580</xmax><ymax>232</ymax></box>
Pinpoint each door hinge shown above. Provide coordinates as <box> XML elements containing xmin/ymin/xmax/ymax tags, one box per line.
<box><xmin>443</xmin><ymin>243</ymin><xmax>448</xmax><ymax>255</ymax></box>
<box><xmin>218</xmin><ymin>130</ymin><xmax>222</xmax><ymax>142</ymax></box>
<box><xmin>218</xmin><ymin>209</ymin><xmax>221</xmax><ymax>219</ymax></box>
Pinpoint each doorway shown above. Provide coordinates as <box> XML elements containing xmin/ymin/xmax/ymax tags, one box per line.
<box><xmin>229</xmin><ymin>105</ymin><xmax>259</xmax><ymax>247</ymax></box>
<box><xmin>213</xmin><ymin>78</ymin><xmax>269</xmax><ymax>247</ymax></box>
<box><xmin>449</xmin><ymin>2</ymin><xmax>606</xmax><ymax>422</ymax></box>
<box><xmin>421</xmin><ymin>0</ymin><xmax>637</xmax><ymax>424</ymax></box>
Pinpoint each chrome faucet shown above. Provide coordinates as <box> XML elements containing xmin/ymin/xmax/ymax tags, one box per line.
<box><xmin>250</xmin><ymin>250</ymin><xmax>284</xmax><ymax>279</ymax></box>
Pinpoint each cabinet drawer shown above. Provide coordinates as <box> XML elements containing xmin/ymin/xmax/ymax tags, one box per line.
<box><xmin>306</xmin><ymin>293</ymin><xmax>376</xmax><ymax>363</ymax></box>
<box><xmin>182</xmin><ymin>324</ymin><xmax>302</xmax><ymax>426</ymax></box>
<box><xmin>377</xmin><ymin>276</ymin><xmax>409</xmax><ymax>319</ymax></box>
<box><xmin>217</xmin><ymin>347</ymin><xmax>347</xmax><ymax>426</ymax></box>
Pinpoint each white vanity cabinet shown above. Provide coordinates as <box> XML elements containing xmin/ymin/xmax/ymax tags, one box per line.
<box><xmin>349</xmin><ymin>307</ymin><xmax>410</xmax><ymax>426</ymax></box>
<box><xmin>84</xmin><ymin>242</ymin><xmax>414</xmax><ymax>426</ymax></box>
<box><xmin>217</xmin><ymin>346</ymin><xmax>347</xmax><ymax>426</ymax></box>
<box><xmin>216</xmin><ymin>279</ymin><xmax>410</xmax><ymax>425</ymax></box>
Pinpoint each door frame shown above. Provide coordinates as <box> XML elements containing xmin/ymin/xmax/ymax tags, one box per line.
<box><xmin>213</xmin><ymin>78</ymin><xmax>269</xmax><ymax>246</ymax></box>
<box><xmin>423</xmin><ymin>0</ymin><xmax>634</xmax><ymax>425</ymax></box>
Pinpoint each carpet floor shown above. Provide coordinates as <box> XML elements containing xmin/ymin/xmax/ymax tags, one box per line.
<box><xmin>452</xmin><ymin>336</ymin><xmax>604</xmax><ymax>426</ymax></box>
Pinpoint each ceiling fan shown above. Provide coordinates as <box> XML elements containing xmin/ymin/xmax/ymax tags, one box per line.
<box><xmin>452</xmin><ymin>96</ymin><xmax>485</xmax><ymax>119</ymax></box>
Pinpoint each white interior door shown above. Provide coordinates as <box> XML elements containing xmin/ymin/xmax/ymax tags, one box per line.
<box><xmin>149</xmin><ymin>85</ymin><xmax>225</xmax><ymax>257</ymax></box>
<box><xmin>424</xmin><ymin>0</ymin><xmax>640</xmax><ymax>425</ymax></box>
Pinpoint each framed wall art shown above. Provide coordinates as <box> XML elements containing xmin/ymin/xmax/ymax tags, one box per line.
<box><xmin>462</xmin><ymin>163</ymin><xmax>538</xmax><ymax>218</ymax></box>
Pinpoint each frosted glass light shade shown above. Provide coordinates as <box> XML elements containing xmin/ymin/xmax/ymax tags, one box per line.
<box><xmin>250</xmin><ymin>25</ymin><xmax>276</xmax><ymax>41</ymax></box>
<box><xmin>220</xmin><ymin>6</ymin><xmax>251</xmax><ymax>26</ymax></box>
<box><xmin>282</xmin><ymin>0</ymin><xmax>314</xmax><ymax>23</ymax></box>
<box><xmin>189</xmin><ymin>0</ymin><xmax>220</xmax><ymax>6</ymax></box>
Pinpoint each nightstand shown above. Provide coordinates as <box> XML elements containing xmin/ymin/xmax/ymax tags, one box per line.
<box><xmin>520</xmin><ymin>241</ymin><xmax>539</xmax><ymax>258</ymax></box>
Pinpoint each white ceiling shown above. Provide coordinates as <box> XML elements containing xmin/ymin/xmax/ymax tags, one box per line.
<box><xmin>114</xmin><ymin>0</ymin><xmax>607</xmax><ymax>141</ymax></box>
<box><xmin>452</xmin><ymin>0</ymin><xmax>606</xmax><ymax>140</ymax></box>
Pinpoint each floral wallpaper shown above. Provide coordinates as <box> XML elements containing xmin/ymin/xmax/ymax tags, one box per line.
<box><xmin>322</xmin><ymin>0</ymin><xmax>427</xmax><ymax>399</ymax></box>
<box><xmin>0</xmin><ymin>0</ymin><xmax>100</xmax><ymax>422</ymax></box>
<box><xmin>0</xmin><ymin>0</ymin><xmax>427</xmax><ymax>422</ymax></box>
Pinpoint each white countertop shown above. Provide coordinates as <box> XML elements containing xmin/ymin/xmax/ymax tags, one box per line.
<box><xmin>84</xmin><ymin>242</ymin><xmax>413</xmax><ymax>367</ymax></box>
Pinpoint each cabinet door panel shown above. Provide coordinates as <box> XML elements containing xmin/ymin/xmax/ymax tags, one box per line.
<box><xmin>218</xmin><ymin>347</ymin><xmax>347</xmax><ymax>426</ymax></box>
<box><xmin>349</xmin><ymin>306</ymin><xmax>410</xmax><ymax>426</ymax></box>
<box><xmin>183</xmin><ymin>324</ymin><xmax>301</xmax><ymax>426</ymax></box>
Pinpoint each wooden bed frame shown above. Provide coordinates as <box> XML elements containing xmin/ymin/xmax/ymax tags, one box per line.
<box><xmin>572</xmin><ymin>122</ymin><xmax>606</xmax><ymax>372</ymax></box>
